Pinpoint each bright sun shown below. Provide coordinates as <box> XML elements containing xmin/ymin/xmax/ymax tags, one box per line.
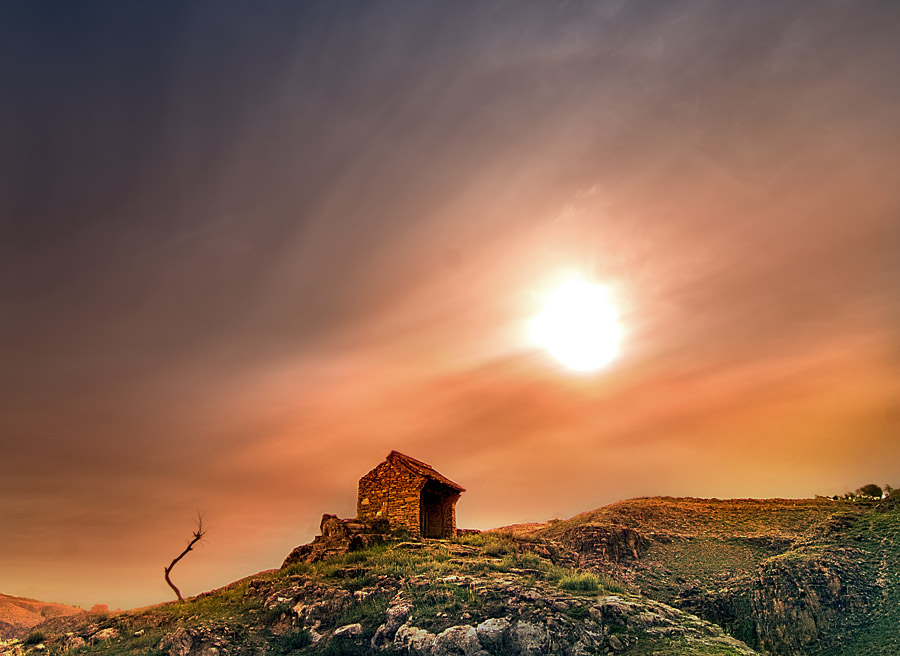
<box><xmin>529</xmin><ymin>275</ymin><xmax>622</xmax><ymax>372</ymax></box>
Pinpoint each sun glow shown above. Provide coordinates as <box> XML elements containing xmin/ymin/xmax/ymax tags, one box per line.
<box><xmin>529</xmin><ymin>275</ymin><xmax>622</xmax><ymax>372</ymax></box>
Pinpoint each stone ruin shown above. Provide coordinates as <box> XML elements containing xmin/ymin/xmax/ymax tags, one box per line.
<box><xmin>357</xmin><ymin>450</ymin><xmax>465</xmax><ymax>539</ymax></box>
<box><xmin>282</xmin><ymin>451</ymin><xmax>466</xmax><ymax>566</ymax></box>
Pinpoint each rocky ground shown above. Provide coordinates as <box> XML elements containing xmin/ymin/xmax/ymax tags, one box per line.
<box><xmin>0</xmin><ymin>538</ymin><xmax>756</xmax><ymax>656</ymax></box>
<box><xmin>510</xmin><ymin>495</ymin><xmax>900</xmax><ymax>656</ymax></box>
<box><xmin>5</xmin><ymin>494</ymin><xmax>896</xmax><ymax>656</ymax></box>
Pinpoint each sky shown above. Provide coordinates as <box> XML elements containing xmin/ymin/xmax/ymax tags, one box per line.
<box><xmin>1</xmin><ymin>0</ymin><xmax>899</xmax><ymax>610</ymax></box>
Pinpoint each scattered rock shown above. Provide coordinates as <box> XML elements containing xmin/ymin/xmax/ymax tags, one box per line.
<box><xmin>508</xmin><ymin>621</ymin><xmax>549</xmax><ymax>656</ymax></box>
<box><xmin>159</xmin><ymin>628</ymin><xmax>192</xmax><ymax>656</ymax></box>
<box><xmin>393</xmin><ymin>623</ymin><xmax>437</xmax><ymax>656</ymax></box>
<box><xmin>333</xmin><ymin>623</ymin><xmax>363</xmax><ymax>639</ymax></box>
<box><xmin>475</xmin><ymin>617</ymin><xmax>509</xmax><ymax>650</ymax></box>
<box><xmin>282</xmin><ymin>514</ymin><xmax>388</xmax><ymax>566</ymax></box>
<box><xmin>65</xmin><ymin>636</ymin><xmax>86</xmax><ymax>650</ymax></box>
<box><xmin>91</xmin><ymin>627</ymin><xmax>119</xmax><ymax>641</ymax></box>
<box><xmin>432</xmin><ymin>625</ymin><xmax>483</xmax><ymax>656</ymax></box>
<box><xmin>627</xmin><ymin>611</ymin><xmax>667</xmax><ymax>629</ymax></box>
<box><xmin>372</xmin><ymin>597</ymin><xmax>412</xmax><ymax>648</ymax></box>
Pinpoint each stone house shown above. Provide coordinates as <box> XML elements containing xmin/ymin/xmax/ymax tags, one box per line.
<box><xmin>357</xmin><ymin>450</ymin><xmax>465</xmax><ymax>538</ymax></box>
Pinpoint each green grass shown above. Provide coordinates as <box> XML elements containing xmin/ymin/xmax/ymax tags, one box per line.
<box><xmin>558</xmin><ymin>572</ymin><xmax>601</xmax><ymax>593</ymax></box>
<box><xmin>21</xmin><ymin>528</ymin><xmax>635</xmax><ymax>656</ymax></box>
<box><xmin>335</xmin><ymin>592</ymin><xmax>393</xmax><ymax>636</ymax></box>
<box><xmin>540</xmin><ymin>497</ymin><xmax>852</xmax><ymax>541</ymax></box>
<box><xmin>627</xmin><ymin>635</ymin><xmax>752</xmax><ymax>656</ymax></box>
<box><xmin>639</xmin><ymin>536</ymin><xmax>772</xmax><ymax>600</ymax></box>
<box><xmin>405</xmin><ymin>581</ymin><xmax>482</xmax><ymax>633</ymax></box>
<box><xmin>267</xmin><ymin>630</ymin><xmax>312</xmax><ymax>654</ymax></box>
<box><xmin>815</xmin><ymin>501</ymin><xmax>900</xmax><ymax>656</ymax></box>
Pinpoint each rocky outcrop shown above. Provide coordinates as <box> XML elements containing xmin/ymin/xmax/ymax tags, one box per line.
<box><xmin>555</xmin><ymin>524</ymin><xmax>648</xmax><ymax>565</ymax></box>
<box><xmin>266</xmin><ymin>566</ymin><xmax>757</xmax><ymax>656</ymax></box>
<box><xmin>367</xmin><ymin>590</ymin><xmax>756</xmax><ymax>655</ymax></box>
<box><xmin>281</xmin><ymin>514</ymin><xmax>389</xmax><ymax>566</ymax></box>
<box><xmin>525</xmin><ymin>496</ymin><xmax>899</xmax><ymax>656</ymax></box>
<box><xmin>750</xmin><ymin>549</ymin><xmax>878</xmax><ymax>655</ymax></box>
<box><xmin>680</xmin><ymin>547</ymin><xmax>880</xmax><ymax>655</ymax></box>
<box><xmin>13</xmin><ymin>496</ymin><xmax>894</xmax><ymax>656</ymax></box>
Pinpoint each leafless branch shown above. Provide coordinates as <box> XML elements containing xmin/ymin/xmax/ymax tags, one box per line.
<box><xmin>164</xmin><ymin>510</ymin><xmax>207</xmax><ymax>602</ymax></box>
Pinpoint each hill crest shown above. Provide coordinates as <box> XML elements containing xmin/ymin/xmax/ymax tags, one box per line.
<box><xmin>0</xmin><ymin>593</ymin><xmax>84</xmax><ymax>640</ymax></box>
<box><xmin>3</xmin><ymin>494</ymin><xmax>896</xmax><ymax>656</ymax></box>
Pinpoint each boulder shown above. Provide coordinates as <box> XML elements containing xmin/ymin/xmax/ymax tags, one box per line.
<box><xmin>475</xmin><ymin>618</ymin><xmax>510</xmax><ymax>651</ymax></box>
<box><xmin>432</xmin><ymin>625</ymin><xmax>484</xmax><ymax>656</ymax></box>
<box><xmin>282</xmin><ymin>514</ymin><xmax>388</xmax><ymax>567</ymax></box>
<box><xmin>65</xmin><ymin>636</ymin><xmax>86</xmax><ymax>650</ymax></box>
<box><xmin>393</xmin><ymin>623</ymin><xmax>436</xmax><ymax>656</ymax></box>
<box><xmin>91</xmin><ymin>628</ymin><xmax>118</xmax><ymax>641</ymax></box>
<box><xmin>372</xmin><ymin>597</ymin><xmax>412</xmax><ymax>648</ymax></box>
<box><xmin>158</xmin><ymin>628</ymin><xmax>192</xmax><ymax>656</ymax></box>
<box><xmin>508</xmin><ymin>621</ymin><xmax>548</xmax><ymax>656</ymax></box>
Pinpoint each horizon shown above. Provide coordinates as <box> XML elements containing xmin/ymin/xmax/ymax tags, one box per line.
<box><xmin>3</xmin><ymin>487</ymin><xmax>892</xmax><ymax>611</ymax></box>
<box><xmin>2</xmin><ymin>1</ymin><xmax>899</xmax><ymax>610</ymax></box>
<box><xmin>2</xmin><ymin>487</ymin><xmax>890</xmax><ymax>612</ymax></box>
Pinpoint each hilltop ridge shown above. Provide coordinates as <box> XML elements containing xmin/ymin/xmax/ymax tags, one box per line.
<box><xmin>0</xmin><ymin>594</ymin><xmax>84</xmax><ymax>640</ymax></box>
<box><xmin>507</xmin><ymin>495</ymin><xmax>899</xmax><ymax>656</ymax></box>
<box><xmin>2</xmin><ymin>494</ymin><xmax>896</xmax><ymax>656</ymax></box>
<box><xmin>1</xmin><ymin>532</ymin><xmax>756</xmax><ymax>656</ymax></box>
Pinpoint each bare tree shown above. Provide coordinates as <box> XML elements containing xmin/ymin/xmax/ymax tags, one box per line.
<box><xmin>164</xmin><ymin>510</ymin><xmax>207</xmax><ymax>602</ymax></box>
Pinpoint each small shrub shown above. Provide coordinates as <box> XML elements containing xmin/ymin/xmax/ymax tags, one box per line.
<box><xmin>283</xmin><ymin>561</ymin><xmax>314</xmax><ymax>577</ymax></box>
<box><xmin>856</xmin><ymin>484</ymin><xmax>884</xmax><ymax>498</ymax></box>
<box><xmin>24</xmin><ymin>630</ymin><xmax>46</xmax><ymax>645</ymax></box>
<box><xmin>515</xmin><ymin>551</ymin><xmax>543</xmax><ymax>568</ymax></box>
<box><xmin>559</xmin><ymin>572</ymin><xmax>601</xmax><ymax>593</ymax></box>
<box><xmin>454</xmin><ymin>533</ymin><xmax>487</xmax><ymax>547</ymax></box>
<box><xmin>483</xmin><ymin>537</ymin><xmax>516</xmax><ymax>557</ymax></box>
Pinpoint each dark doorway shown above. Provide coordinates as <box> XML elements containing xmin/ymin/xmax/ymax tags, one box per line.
<box><xmin>420</xmin><ymin>483</ymin><xmax>448</xmax><ymax>538</ymax></box>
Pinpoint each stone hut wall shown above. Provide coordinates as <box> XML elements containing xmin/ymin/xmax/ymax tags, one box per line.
<box><xmin>357</xmin><ymin>459</ymin><xmax>425</xmax><ymax>537</ymax></box>
<box><xmin>445</xmin><ymin>492</ymin><xmax>460</xmax><ymax>537</ymax></box>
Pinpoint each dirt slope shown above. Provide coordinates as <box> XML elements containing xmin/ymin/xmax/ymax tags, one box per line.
<box><xmin>0</xmin><ymin>594</ymin><xmax>84</xmax><ymax>639</ymax></box>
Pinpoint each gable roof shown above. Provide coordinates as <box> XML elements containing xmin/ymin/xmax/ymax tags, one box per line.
<box><xmin>387</xmin><ymin>450</ymin><xmax>465</xmax><ymax>493</ymax></box>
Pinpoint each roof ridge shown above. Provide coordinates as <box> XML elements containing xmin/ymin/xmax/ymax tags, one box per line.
<box><xmin>388</xmin><ymin>450</ymin><xmax>434</xmax><ymax>470</ymax></box>
<box><xmin>385</xmin><ymin>450</ymin><xmax>465</xmax><ymax>492</ymax></box>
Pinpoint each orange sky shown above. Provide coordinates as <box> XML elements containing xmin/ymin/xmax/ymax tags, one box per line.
<box><xmin>1</xmin><ymin>1</ymin><xmax>899</xmax><ymax>609</ymax></box>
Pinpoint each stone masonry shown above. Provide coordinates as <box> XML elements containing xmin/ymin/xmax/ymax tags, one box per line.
<box><xmin>357</xmin><ymin>451</ymin><xmax>465</xmax><ymax>539</ymax></box>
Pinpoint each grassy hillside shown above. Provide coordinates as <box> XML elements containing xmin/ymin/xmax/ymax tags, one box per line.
<box><xmin>2</xmin><ymin>535</ymin><xmax>755</xmax><ymax>656</ymax></box>
<box><xmin>816</xmin><ymin>494</ymin><xmax>900</xmax><ymax>656</ymax></box>
<box><xmin>518</xmin><ymin>495</ymin><xmax>898</xmax><ymax>656</ymax></box>
<box><xmin>6</xmin><ymin>495</ymin><xmax>895</xmax><ymax>656</ymax></box>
